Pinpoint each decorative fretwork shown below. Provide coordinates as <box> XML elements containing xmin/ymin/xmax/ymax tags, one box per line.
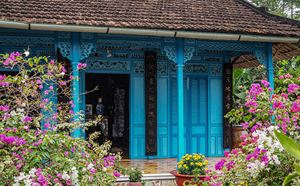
<box><xmin>163</xmin><ymin>46</ymin><xmax>195</xmax><ymax>63</ymax></box>
<box><xmin>196</xmin><ymin>41</ymin><xmax>264</xmax><ymax>52</ymax></box>
<box><xmin>57</xmin><ymin>42</ymin><xmax>71</xmax><ymax>60</ymax></box>
<box><xmin>80</xmin><ymin>42</ymin><xmax>93</xmax><ymax>61</ymax></box>
<box><xmin>254</xmin><ymin>50</ymin><xmax>267</xmax><ymax>67</ymax></box>
<box><xmin>133</xmin><ymin>62</ymin><xmax>144</xmax><ymax>74</ymax></box>
<box><xmin>170</xmin><ymin>63</ymin><xmax>208</xmax><ymax>74</ymax></box>
<box><xmin>157</xmin><ymin>62</ymin><xmax>168</xmax><ymax>75</ymax></box>
<box><xmin>81</xmin><ymin>33</ymin><xmax>94</xmax><ymax>40</ymax></box>
<box><xmin>184</xmin><ymin>47</ymin><xmax>195</xmax><ymax>63</ymax></box>
<box><xmin>210</xmin><ymin>64</ymin><xmax>223</xmax><ymax>76</ymax></box>
<box><xmin>85</xmin><ymin>60</ymin><xmax>129</xmax><ymax>71</ymax></box>
<box><xmin>164</xmin><ymin>38</ymin><xmax>175</xmax><ymax>43</ymax></box>
<box><xmin>96</xmin><ymin>40</ymin><xmax>161</xmax><ymax>51</ymax></box>
<box><xmin>204</xmin><ymin>57</ymin><xmax>223</xmax><ymax>62</ymax></box>
<box><xmin>0</xmin><ymin>36</ymin><xmax>55</xmax><ymax>48</ymax></box>
<box><xmin>184</xmin><ymin>64</ymin><xmax>208</xmax><ymax>73</ymax></box>
<box><xmin>57</xmin><ymin>32</ymin><xmax>71</xmax><ymax>39</ymax></box>
<box><xmin>164</xmin><ymin>46</ymin><xmax>176</xmax><ymax>63</ymax></box>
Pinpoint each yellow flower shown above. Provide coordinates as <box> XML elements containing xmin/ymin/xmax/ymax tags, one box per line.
<box><xmin>178</xmin><ymin>165</ymin><xmax>182</xmax><ymax>168</ymax></box>
<box><xmin>204</xmin><ymin>160</ymin><xmax>208</xmax><ymax>165</ymax></box>
<box><xmin>190</xmin><ymin>162</ymin><xmax>194</xmax><ymax>166</ymax></box>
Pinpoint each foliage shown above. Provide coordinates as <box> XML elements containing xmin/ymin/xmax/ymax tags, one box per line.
<box><xmin>232</xmin><ymin>66</ymin><xmax>266</xmax><ymax>108</ymax></box>
<box><xmin>177</xmin><ymin>154</ymin><xmax>208</xmax><ymax>175</ymax></box>
<box><xmin>275</xmin><ymin>130</ymin><xmax>300</xmax><ymax>185</ymax></box>
<box><xmin>206</xmin><ymin>71</ymin><xmax>300</xmax><ymax>185</ymax></box>
<box><xmin>128</xmin><ymin>167</ymin><xmax>143</xmax><ymax>183</ymax></box>
<box><xmin>249</xmin><ymin>0</ymin><xmax>300</xmax><ymax>20</ymax></box>
<box><xmin>0</xmin><ymin>52</ymin><xmax>123</xmax><ymax>185</ymax></box>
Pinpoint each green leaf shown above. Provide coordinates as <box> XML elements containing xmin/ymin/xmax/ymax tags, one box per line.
<box><xmin>282</xmin><ymin>172</ymin><xmax>299</xmax><ymax>186</ymax></box>
<box><xmin>295</xmin><ymin>163</ymin><xmax>300</xmax><ymax>174</ymax></box>
<box><xmin>274</xmin><ymin>130</ymin><xmax>300</xmax><ymax>160</ymax></box>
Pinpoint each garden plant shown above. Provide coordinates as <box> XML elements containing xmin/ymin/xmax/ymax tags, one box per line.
<box><xmin>0</xmin><ymin>52</ymin><xmax>123</xmax><ymax>185</ymax></box>
<box><xmin>200</xmin><ymin>57</ymin><xmax>300</xmax><ymax>185</ymax></box>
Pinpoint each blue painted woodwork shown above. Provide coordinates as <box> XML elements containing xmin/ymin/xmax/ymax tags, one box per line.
<box><xmin>0</xmin><ymin>28</ymin><xmax>276</xmax><ymax>159</ymax></box>
<box><xmin>71</xmin><ymin>33</ymin><xmax>84</xmax><ymax>138</ymax></box>
<box><xmin>267</xmin><ymin>43</ymin><xmax>274</xmax><ymax>90</ymax></box>
<box><xmin>176</xmin><ymin>38</ymin><xmax>185</xmax><ymax>161</ymax></box>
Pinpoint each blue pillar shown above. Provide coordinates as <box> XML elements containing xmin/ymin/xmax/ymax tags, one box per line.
<box><xmin>176</xmin><ymin>38</ymin><xmax>185</xmax><ymax>161</ymax></box>
<box><xmin>71</xmin><ymin>33</ymin><xmax>82</xmax><ymax>138</ymax></box>
<box><xmin>267</xmin><ymin>43</ymin><xmax>274</xmax><ymax>91</ymax></box>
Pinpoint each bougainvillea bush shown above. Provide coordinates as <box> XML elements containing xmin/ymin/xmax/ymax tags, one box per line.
<box><xmin>202</xmin><ymin>62</ymin><xmax>300</xmax><ymax>185</ymax></box>
<box><xmin>0</xmin><ymin>52</ymin><xmax>123</xmax><ymax>185</ymax></box>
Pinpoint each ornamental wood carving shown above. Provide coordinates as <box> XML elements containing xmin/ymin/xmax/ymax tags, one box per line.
<box><xmin>223</xmin><ymin>63</ymin><xmax>233</xmax><ymax>148</ymax></box>
<box><xmin>145</xmin><ymin>51</ymin><xmax>157</xmax><ymax>156</ymax></box>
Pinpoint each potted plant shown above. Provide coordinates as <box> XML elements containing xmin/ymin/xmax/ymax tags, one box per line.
<box><xmin>128</xmin><ymin>167</ymin><xmax>143</xmax><ymax>186</ymax></box>
<box><xmin>225</xmin><ymin>107</ymin><xmax>247</xmax><ymax>148</ymax></box>
<box><xmin>171</xmin><ymin>154</ymin><xmax>207</xmax><ymax>186</ymax></box>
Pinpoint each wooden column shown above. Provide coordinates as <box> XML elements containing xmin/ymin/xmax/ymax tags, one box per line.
<box><xmin>71</xmin><ymin>32</ymin><xmax>83</xmax><ymax>138</ymax></box>
<box><xmin>267</xmin><ymin>43</ymin><xmax>274</xmax><ymax>91</ymax></box>
<box><xmin>176</xmin><ymin>38</ymin><xmax>185</xmax><ymax>161</ymax></box>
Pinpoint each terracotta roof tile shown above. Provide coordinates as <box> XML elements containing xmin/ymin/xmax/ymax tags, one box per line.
<box><xmin>1</xmin><ymin>0</ymin><xmax>300</xmax><ymax>37</ymax></box>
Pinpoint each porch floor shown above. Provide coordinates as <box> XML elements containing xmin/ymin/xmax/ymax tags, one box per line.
<box><xmin>121</xmin><ymin>158</ymin><xmax>222</xmax><ymax>174</ymax></box>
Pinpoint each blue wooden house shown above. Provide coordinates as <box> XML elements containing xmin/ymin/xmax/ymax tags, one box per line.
<box><xmin>0</xmin><ymin>0</ymin><xmax>299</xmax><ymax>160</ymax></box>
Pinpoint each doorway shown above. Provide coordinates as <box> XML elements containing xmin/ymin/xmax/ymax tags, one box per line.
<box><xmin>85</xmin><ymin>73</ymin><xmax>130</xmax><ymax>158</ymax></box>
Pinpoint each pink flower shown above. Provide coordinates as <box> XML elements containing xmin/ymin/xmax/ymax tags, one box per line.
<box><xmin>288</xmin><ymin>84</ymin><xmax>299</xmax><ymax>94</ymax></box>
<box><xmin>261</xmin><ymin>80</ymin><xmax>270</xmax><ymax>87</ymax></box>
<box><xmin>261</xmin><ymin>156</ymin><xmax>269</xmax><ymax>164</ymax></box>
<box><xmin>279</xmin><ymin>75</ymin><xmax>284</xmax><ymax>80</ymax></box>
<box><xmin>0</xmin><ymin>74</ymin><xmax>6</xmax><ymax>81</ymax></box>
<box><xmin>44</xmin><ymin>123</ymin><xmax>51</xmax><ymax>129</ymax></box>
<box><xmin>215</xmin><ymin>159</ymin><xmax>226</xmax><ymax>170</ymax></box>
<box><xmin>53</xmin><ymin>178</ymin><xmax>59</xmax><ymax>183</ymax></box>
<box><xmin>56</xmin><ymin>173</ymin><xmax>62</xmax><ymax>179</ymax></box>
<box><xmin>285</xmin><ymin>74</ymin><xmax>293</xmax><ymax>79</ymax></box>
<box><xmin>291</xmin><ymin>101</ymin><xmax>300</xmax><ymax>113</ymax></box>
<box><xmin>77</xmin><ymin>63</ymin><xmax>87</xmax><ymax>70</ymax></box>
<box><xmin>0</xmin><ymin>105</ymin><xmax>9</xmax><ymax>112</ymax></box>
<box><xmin>90</xmin><ymin>168</ymin><xmax>96</xmax><ymax>174</ymax></box>
<box><xmin>59</xmin><ymin>81</ymin><xmax>66</xmax><ymax>86</ymax></box>
<box><xmin>113</xmin><ymin>171</ymin><xmax>121</xmax><ymax>177</ymax></box>
<box><xmin>22</xmin><ymin>116</ymin><xmax>32</xmax><ymax>123</ymax></box>
<box><xmin>66</xmin><ymin>179</ymin><xmax>72</xmax><ymax>186</ymax></box>
<box><xmin>0</xmin><ymin>75</ymin><xmax>9</xmax><ymax>87</ymax></box>
<box><xmin>49</xmin><ymin>86</ymin><xmax>53</xmax><ymax>90</ymax></box>
<box><xmin>50</xmin><ymin>59</ymin><xmax>55</xmax><ymax>65</ymax></box>
<box><xmin>64</xmin><ymin>151</ymin><xmax>69</xmax><ymax>157</ymax></box>
<box><xmin>273</xmin><ymin>100</ymin><xmax>285</xmax><ymax>109</ymax></box>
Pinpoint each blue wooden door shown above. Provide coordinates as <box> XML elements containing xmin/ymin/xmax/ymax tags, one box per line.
<box><xmin>208</xmin><ymin>78</ymin><xmax>224</xmax><ymax>156</ymax></box>
<box><xmin>187</xmin><ymin>77</ymin><xmax>208</xmax><ymax>155</ymax></box>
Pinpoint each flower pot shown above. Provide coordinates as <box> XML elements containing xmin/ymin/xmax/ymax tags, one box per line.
<box><xmin>128</xmin><ymin>182</ymin><xmax>142</xmax><ymax>186</ymax></box>
<box><xmin>232</xmin><ymin>125</ymin><xmax>246</xmax><ymax>148</ymax></box>
<box><xmin>170</xmin><ymin>170</ymin><xmax>206</xmax><ymax>186</ymax></box>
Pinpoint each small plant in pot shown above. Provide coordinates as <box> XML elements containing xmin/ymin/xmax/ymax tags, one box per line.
<box><xmin>171</xmin><ymin>154</ymin><xmax>208</xmax><ymax>186</ymax></box>
<box><xmin>128</xmin><ymin>167</ymin><xmax>143</xmax><ymax>186</ymax></box>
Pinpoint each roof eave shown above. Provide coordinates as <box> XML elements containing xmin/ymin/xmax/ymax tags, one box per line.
<box><xmin>1</xmin><ymin>21</ymin><xmax>299</xmax><ymax>44</ymax></box>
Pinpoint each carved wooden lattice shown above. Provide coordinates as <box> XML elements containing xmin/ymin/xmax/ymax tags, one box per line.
<box><xmin>223</xmin><ymin>63</ymin><xmax>233</xmax><ymax>148</ymax></box>
<box><xmin>145</xmin><ymin>51</ymin><xmax>157</xmax><ymax>156</ymax></box>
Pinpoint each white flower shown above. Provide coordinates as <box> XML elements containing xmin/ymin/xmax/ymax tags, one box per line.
<box><xmin>102</xmin><ymin>167</ymin><xmax>107</xmax><ymax>172</ymax></box>
<box><xmin>24</xmin><ymin>50</ymin><xmax>30</xmax><ymax>57</ymax></box>
<box><xmin>87</xmin><ymin>163</ymin><xmax>94</xmax><ymax>170</ymax></box>
<box><xmin>29</xmin><ymin>168</ymin><xmax>37</xmax><ymax>176</ymax></box>
<box><xmin>62</xmin><ymin>171</ymin><xmax>70</xmax><ymax>180</ymax></box>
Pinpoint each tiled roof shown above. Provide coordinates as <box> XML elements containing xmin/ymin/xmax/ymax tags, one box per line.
<box><xmin>0</xmin><ymin>0</ymin><xmax>300</xmax><ymax>37</ymax></box>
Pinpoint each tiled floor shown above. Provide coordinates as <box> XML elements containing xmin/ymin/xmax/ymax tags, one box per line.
<box><xmin>121</xmin><ymin>158</ymin><xmax>222</xmax><ymax>174</ymax></box>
